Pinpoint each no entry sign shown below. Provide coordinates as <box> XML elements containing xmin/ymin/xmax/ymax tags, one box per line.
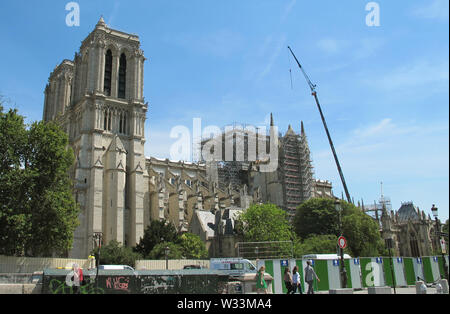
<box><xmin>338</xmin><ymin>236</ymin><xmax>347</xmax><ymax>249</ymax></box>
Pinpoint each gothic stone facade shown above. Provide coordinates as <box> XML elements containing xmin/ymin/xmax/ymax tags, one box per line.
<box><xmin>43</xmin><ymin>19</ymin><xmax>252</xmax><ymax>258</ymax></box>
<box><xmin>44</xmin><ymin>18</ymin><xmax>148</xmax><ymax>258</ymax></box>
<box><xmin>380</xmin><ymin>202</ymin><xmax>439</xmax><ymax>257</ymax></box>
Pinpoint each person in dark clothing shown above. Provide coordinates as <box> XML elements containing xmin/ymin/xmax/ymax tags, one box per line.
<box><xmin>283</xmin><ymin>267</ymin><xmax>294</xmax><ymax>294</ymax></box>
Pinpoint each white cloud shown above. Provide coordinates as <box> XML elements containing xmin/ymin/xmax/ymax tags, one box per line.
<box><xmin>362</xmin><ymin>59</ymin><xmax>449</xmax><ymax>92</ymax></box>
<box><xmin>316</xmin><ymin>38</ymin><xmax>347</xmax><ymax>55</ymax></box>
<box><xmin>313</xmin><ymin>118</ymin><xmax>449</xmax><ymax>213</ymax></box>
<box><xmin>352</xmin><ymin>118</ymin><xmax>394</xmax><ymax>138</ymax></box>
<box><xmin>107</xmin><ymin>1</ymin><xmax>120</xmax><ymax>27</ymax></box>
<box><xmin>256</xmin><ymin>34</ymin><xmax>287</xmax><ymax>81</ymax></box>
<box><xmin>354</xmin><ymin>37</ymin><xmax>385</xmax><ymax>59</ymax></box>
<box><xmin>316</xmin><ymin>37</ymin><xmax>384</xmax><ymax>58</ymax></box>
<box><xmin>166</xmin><ymin>29</ymin><xmax>244</xmax><ymax>58</ymax></box>
<box><xmin>144</xmin><ymin>128</ymin><xmax>174</xmax><ymax>159</ymax></box>
<box><xmin>280</xmin><ymin>0</ymin><xmax>297</xmax><ymax>22</ymax></box>
<box><xmin>411</xmin><ymin>0</ymin><xmax>449</xmax><ymax>21</ymax></box>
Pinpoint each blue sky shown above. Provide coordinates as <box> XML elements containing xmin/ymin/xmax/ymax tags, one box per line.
<box><xmin>0</xmin><ymin>0</ymin><xmax>448</xmax><ymax>221</ymax></box>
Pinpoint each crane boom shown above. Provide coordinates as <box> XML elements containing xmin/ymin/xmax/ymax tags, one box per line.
<box><xmin>287</xmin><ymin>46</ymin><xmax>352</xmax><ymax>204</ymax></box>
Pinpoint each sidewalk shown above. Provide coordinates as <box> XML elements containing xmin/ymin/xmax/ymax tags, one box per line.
<box><xmin>313</xmin><ymin>287</ymin><xmax>443</xmax><ymax>294</ymax></box>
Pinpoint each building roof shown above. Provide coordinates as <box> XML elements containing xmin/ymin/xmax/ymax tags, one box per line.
<box><xmin>195</xmin><ymin>210</ymin><xmax>216</xmax><ymax>239</ymax></box>
<box><xmin>397</xmin><ymin>202</ymin><xmax>420</xmax><ymax>223</ymax></box>
<box><xmin>194</xmin><ymin>207</ymin><xmax>244</xmax><ymax>239</ymax></box>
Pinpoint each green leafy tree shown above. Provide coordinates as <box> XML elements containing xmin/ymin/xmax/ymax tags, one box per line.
<box><xmin>0</xmin><ymin>106</ymin><xmax>79</xmax><ymax>257</ymax></box>
<box><xmin>95</xmin><ymin>240</ymin><xmax>142</xmax><ymax>268</ymax></box>
<box><xmin>294</xmin><ymin>198</ymin><xmax>386</xmax><ymax>257</ymax></box>
<box><xmin>235</xmin><ymin>203</ymin><xmax>293</xmax><ymax>242</ymax></box>
<box><xmin>25</xmin><ymin>121</ymin><xmax>79</xmax><ymax>256</ymax></box>
<box><xmin>342</xmin><ymin>210</ymin><xmax>386</xmax><ymax>257</ymax></box>
<box><xmin>294</xmin><ymin>198</ymin><xmax>340</xmax><ymax>238</ymax></box>
<box><xmin>135</xmin><ymin>219</ymin><xmax>179</xmax><ymax>258</ymax></box>
<box><xmin>148</xmin><ymin>242</ymin><xmax>184</xmax><ymax>260</ymax></box>
<box><xmin>178</xmin><ymin>233</ymin><xmax>208</xmax><ymax>259</ymax></box>
<box><xmin>0</xmin><ymin>107</ymin><xmax>30</xmax><ymax>255</ymax></box>
<box><xmin>294</xmin><ymin>234</ymin><xmax>338</xmax><ymax>257</ymax></box>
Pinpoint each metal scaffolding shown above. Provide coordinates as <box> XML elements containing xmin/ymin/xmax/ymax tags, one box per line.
<box><xmin>237</xmin><ymin>241</ymin><xmax>294</xmax><ymax>260</ymax></box>
<box><xmin>280</xmin><ymin>128</ymin><xmax>315</xmax><ymax>216</ymax></box>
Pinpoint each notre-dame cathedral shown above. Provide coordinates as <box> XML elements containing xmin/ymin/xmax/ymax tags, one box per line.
<box><xmin>43</xmin><ymin>19</ymin><xmax>333</xmax><ymax>258</ymax></box>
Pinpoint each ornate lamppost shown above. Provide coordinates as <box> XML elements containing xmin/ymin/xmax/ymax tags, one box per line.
<box><xmin>93</xmin><ymin>232</ymin><xmax>103</xmax><ymax>288</ymax></box>
<box><xmin>335</xmin><ymin>200</ymin><xmax>347</xmax><ymax>288</ymax></box>
<box><xmin>431</xmin><ymin>204</ymin><xmax>448</xmax><ymax>280</ymax></box>
<box><xmin>165</xmin><ymin>245</ymin><xmax>170</xmax><ymax>270</ymax></box>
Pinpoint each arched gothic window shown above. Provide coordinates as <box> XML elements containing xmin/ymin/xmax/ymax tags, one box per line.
<box><xmin>104</xmin><ymin>50</ymin><xmax>113</xmax><ymax>96</ymax></box>
<box><xmin>410</xmin><ymin>233</ymin><xmax>420</xmax><ymax>257</ymax></box>
<box><xmin>119</xmin><ymin>111</ymin><xmax>127</xmax><ymax>134</ymax></box>
<box><xmin>104</xmin><ymin>109</ymin><xmax>112</xmax><ymax>131</ymax></box>
<box><xmin>118</xmin><ymin>53</ymin><xmax>127</xmax><ymax>99</ymax></box>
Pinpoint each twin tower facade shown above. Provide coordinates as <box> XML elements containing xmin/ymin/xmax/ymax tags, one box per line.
<box><xmin>43</xmin><ymin>18</ymin><xmax>148</xmax><ymax>258</ymax></box>
<box><xmin>43</xmin><ymin>19</ymin><xmax>332</xmax><ymax>258</ymax></box>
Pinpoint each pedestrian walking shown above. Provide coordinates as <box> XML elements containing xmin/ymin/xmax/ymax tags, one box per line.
<box><xmin>304</xmin><ymin>260</ymin><xmax>320</xmax><ymax>294</ymax></box>
<box><xmin>256</xmin><ymin>266</ymin><xmax>268</xmax><ymax>294</ymax></box>
<box><xmin>292</xmin><ymin>266</ymin><xmax>302</xmax><ymax>294</ymax></box>
<box><xmin>284</xmin><ymin>267</ymin><xmax>294</xmax><ymax>294</ymax></box>
<box><xmin>71</xmin><ymin>263</ymin><xmax>83</xmax><ymax>294</ymax></box>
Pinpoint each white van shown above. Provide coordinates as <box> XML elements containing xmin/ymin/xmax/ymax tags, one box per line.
<box><xmin>210</xmin><ymin>258</ymin><xmax>257</xmax><ymax>276</ymax></box>
<box><xmin>99</xmin><ymin>265</ymin><xmax>135</xmax><ymax>271</ymax></box>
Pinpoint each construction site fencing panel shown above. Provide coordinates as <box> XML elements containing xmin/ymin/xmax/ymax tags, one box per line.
<box><xmin>256</xmin><ymin>255</ymin><xmax>449</xmax><ymax>294</ymax></box>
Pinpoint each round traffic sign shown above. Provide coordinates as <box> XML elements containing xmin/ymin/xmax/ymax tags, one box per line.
<box><xmin>338</xmin><ymin>236</ymin><xmax>347</xmax><ymax>249</ymax></box>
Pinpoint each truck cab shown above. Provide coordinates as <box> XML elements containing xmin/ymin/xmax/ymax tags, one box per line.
<box><xmin>210</xmin><ymin>258</ymin><xmax>257</xmax><ymax>276</ymax></box>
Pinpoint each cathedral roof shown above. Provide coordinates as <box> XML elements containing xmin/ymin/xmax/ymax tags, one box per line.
<box><xmin>397</xmin><ymin>202</ymin><xmax>420</xmax><ymax>223</ymax></box>
<box><xmin>96</xmin><ymin>16</ymin><xmax>106</xmax><ymax>27</ymax></box>
<box><xmin>285</xmin><ymin>124</ymin><xmax>296</xmax><ymax>136</ymax></box>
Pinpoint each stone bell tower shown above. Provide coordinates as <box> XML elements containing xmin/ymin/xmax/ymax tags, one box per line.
<box><xmin>43</xmin><ymin>18</ymin><xmax>149</xmax><ymax>258</ymax></box>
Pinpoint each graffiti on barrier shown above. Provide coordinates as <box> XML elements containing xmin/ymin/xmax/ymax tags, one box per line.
<box><xmin>140</xmin><ymin>275</ymin><xmax>180</xmax><ymax>294</ymax></box>
<box><xmin>106</xmin><ymin>276</ymin><xmax>130</xmax><ymax>292</ymax></box>
<box><xmin>48</xmin><ymin>278</ymin><xmax>104</xmax><ymax>294</ymax></box>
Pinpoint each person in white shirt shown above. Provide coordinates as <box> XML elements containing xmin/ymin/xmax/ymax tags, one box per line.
<box><xmin>292</xmin><ymin>266</ymin><xmax>303</xmax><ymax>294</ymax></box>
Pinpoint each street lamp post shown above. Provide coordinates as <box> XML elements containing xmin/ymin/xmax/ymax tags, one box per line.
<box><xmin>385</xmin><ymin>238</ymin><xmax>397</xmax><ymax>294</ymax></box>
<box><xmin>335</xmin><ymin>200</ymin><xmax>347</xmax><ymax>288</ymax></box>
<box><xmin>93</xmin><ymin>232</ymin><xmax>103</xmax><ymax>288</ymax></box>
<box><xmin>431</xmin><ymin>204</ymin><xmax>448</xmax><ymax>280</ymax></box>
<box><xmin>165</xmin><ymin>245</ymin><xmax>170</xmax><ymax>270</ymax></box>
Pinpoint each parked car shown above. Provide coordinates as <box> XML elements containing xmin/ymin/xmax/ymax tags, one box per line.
<box><xmin>98</xmin><ymin>265</ymin><xmax>135</xmax><ymax>271</ymax></box>
<box><xmin>183</xmin><ymin>265</ymin><xmax>204</xmax><ymax>270</ymax></box>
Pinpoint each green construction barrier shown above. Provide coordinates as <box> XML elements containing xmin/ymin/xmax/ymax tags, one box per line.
<box><xmin>403</xmin><ymin>258</ymin><xmax>416</xmax><ymax>285</ymax></box>
<box><xmin>297</xmin><ymin>260</ymin><xmax>305</xmax><ymax>293</ymax></box>
<box><xmin>42</xmin><ymin>269</ymin><xmax>230</xmax><ymax>294</ymax></box>
<box><xmin>313</xmin><ymin>260</ymin><xmax>329</xmax><ymax>291</ymax></box>
<box><xmin>382</xmin><ymin>257</ymin><xmax>395</xmax><ymax>287</ymax></box>
<box><xmin>349</xmin><ymin>258</ymin><xmax>363</xmax><ymax>289</ymax></box>
<box><xmin>344</xmin><ymin>259</ymin><xmax>352</xmax><ymax>289</ymax></box>
<box><xmin>422</xmin><ymin>257</ymin><xmax>434</xmax><ymax>283</ymax></box>
<box><xmin>280</xmin><ymin>263</ymin><xmax>289</xmax><ymax>294</ymax></box>
<box><xmin>438</xmin><ymin>256</ymin><xmax>448</xmax><ymax>279</ymax></box>
<box><xmin>360</xmin><ymin>258</ymin><xmax>372</xmax><ymax>287</ymax></box>
<box><xmin>264</xmin><ymin>260</ymin><xmax>275</xmax><ymax>293</ymax></box>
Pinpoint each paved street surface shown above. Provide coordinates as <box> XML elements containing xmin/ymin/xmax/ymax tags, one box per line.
<box><xmin>352</xmin><ymin>287</ymin><xmax>439</xmax><ymax>294</ymax></box>
<box><xmin>312</xmin><ymin>287</ymin><xmax>443</xmax><ymax>294</ymax></box>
